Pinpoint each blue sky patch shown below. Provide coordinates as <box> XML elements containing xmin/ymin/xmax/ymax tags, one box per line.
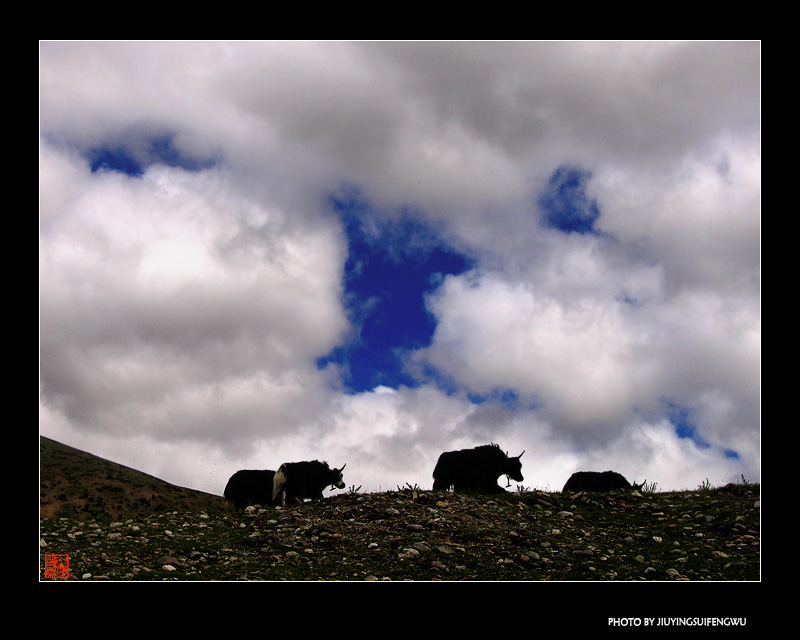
<box><xmin>89</xmin><ymin>146</ymin><xmax>144</xmax><ymax>175</ymax></box>
<box><xmin>319</xmin><ymin>194</ymin><xmax>473</xmax><ymax>393</ymax></box>
<box><xmin>467</xmin><ymin>388</ymin><xmax>525</xmax><ymax>409</ymax></box>
<box><xmin>667</xmin><ymin>402</ymin><xmax>711</xmax><ymax>449</ymax></box>
<box><xmin>539</xmin><ymin>165</ymin><xmax>601</xmax><ymax>234</ymax></box>
<box><xmin>86</xmin><ymin>134</ymin><xmax>215</xmax><ymax>176</ymax></box>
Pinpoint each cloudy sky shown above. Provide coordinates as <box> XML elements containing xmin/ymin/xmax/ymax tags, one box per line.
<box><xmin>39</xmin><ymin>41</ymin><xmax>760</xmax><ymax>496</ymax></box>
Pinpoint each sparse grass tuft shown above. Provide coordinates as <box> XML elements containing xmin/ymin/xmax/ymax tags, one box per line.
<box><xmin>397</xmin><ymin>482</ymin><xmax>422</xmax><ymax>492</ymax></box>
<box><xmin>642</xmin><ymin>480</ymin><xmax>658</xmax><ymax>493</ymax></box>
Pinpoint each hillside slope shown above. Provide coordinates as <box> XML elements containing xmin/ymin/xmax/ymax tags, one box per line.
<box><xmin>39</xmin><ymin>436</ymin><xmax>226</xmax><ymax>521</ymax></box>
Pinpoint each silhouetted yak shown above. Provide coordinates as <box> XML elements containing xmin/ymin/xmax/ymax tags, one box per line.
<box><xmin>433</xmin><ymin>444</ymin><xmax>524</xmax><ymax>493</ymax></box>
<box><xmin>224</xmin><ymin>469</ymin><xmax>276</xmax><ymax>510</ymax></box>
<box><xmin>272</xmin><ymin>460</ymin><xmax>346</xmax><ymax>506</ymax></box>
<box><xmin>562</xmin><ymin>470</ymin><xmax>644</xmax><ymax>493</ymax></box>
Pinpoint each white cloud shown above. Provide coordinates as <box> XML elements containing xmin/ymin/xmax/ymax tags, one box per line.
<box><xmin>418</xmin><ymin>223</ymin><xmax>759</xmax><ymax>468</ymax></box>
<box><xmin>421</xmin><ymin>268</ymin><xmax>653</xmax><ymax>431</ymax></box>
<box><xmin>40</xmin><ymin>144</ymin><xmax>348</xmax><ymax>454</ymax></box>
<box><xmin>591</xmin><ymin>133</ymin><xmax>761</xmax><ymax>295</ymax></box>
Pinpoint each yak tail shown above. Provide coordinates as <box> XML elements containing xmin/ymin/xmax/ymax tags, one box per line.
<box><xmin>272</xmin><ymin>465</ymin><xmax>288</xmax><ymax>505</ymax></box>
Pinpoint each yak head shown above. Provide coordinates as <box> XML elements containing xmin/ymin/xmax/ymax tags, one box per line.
<box><xmin>505</xmin><ymin>450</ymin><xmax>525</xmax><ymax>483</ymax></box>
<box><xmin>632</xmin><ymin>479</ymin><xmax>646</xmax><ymax>491</ymax></box>
<box><xmin>329</xmin><ymin>463</ymin><xmax>346</xmax><ymax>490</ymax></box>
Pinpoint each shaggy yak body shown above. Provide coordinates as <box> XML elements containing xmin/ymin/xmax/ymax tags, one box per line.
<box><xmin>562</xmin><ymin>470</ymin><xmax>644</xmax><ymax>493</ymax></box>
<box><xmin>432</xmin><ymin>444</ymin><xmax>524</xmax><ymax>493</ymax></box>
<box><xmin>224</xmin><ymin>469</ymin><xmax>277</xmax><ymax>510</ymax></box>
<box><xmin>272</xmin><ymin>461</ymin><xmax>346</xmax><ymax>506</ymax></box>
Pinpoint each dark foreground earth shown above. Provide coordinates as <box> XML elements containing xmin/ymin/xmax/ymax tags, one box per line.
<box><xmin>40</xmin><ymin>436</ymin><xmax>760</xmax><ymax>581</ymax></box>
<box><xmin>40</xmin><ymin>486</ymin><xmax>760</xmax><ymax>582</ymax></box>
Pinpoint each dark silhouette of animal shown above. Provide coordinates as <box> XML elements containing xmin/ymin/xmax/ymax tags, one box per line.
<box><xmin>562</xmin><ymin>470</ymin><xmax>644</xmax><ymax>493</ymax></box>
<box><xmin>432</xmin><ymin>444</ymin><xmax>525</xmax><ymax>493</ymax></box>
<box><xmin>224</xmin><ymin>469</ymin><xmax>277</xmax><ymax>510</ymax></box>
<box><xmin>272</xmin><ymin>461</ymin><xmax>347</xmax><ymax>506</ymax></box>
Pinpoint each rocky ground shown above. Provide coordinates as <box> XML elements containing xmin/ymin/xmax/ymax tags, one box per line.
<box><xmin>40</xmin><ymin>483</ymin><xmax>760</xmax><ymax>581</ymax></box>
